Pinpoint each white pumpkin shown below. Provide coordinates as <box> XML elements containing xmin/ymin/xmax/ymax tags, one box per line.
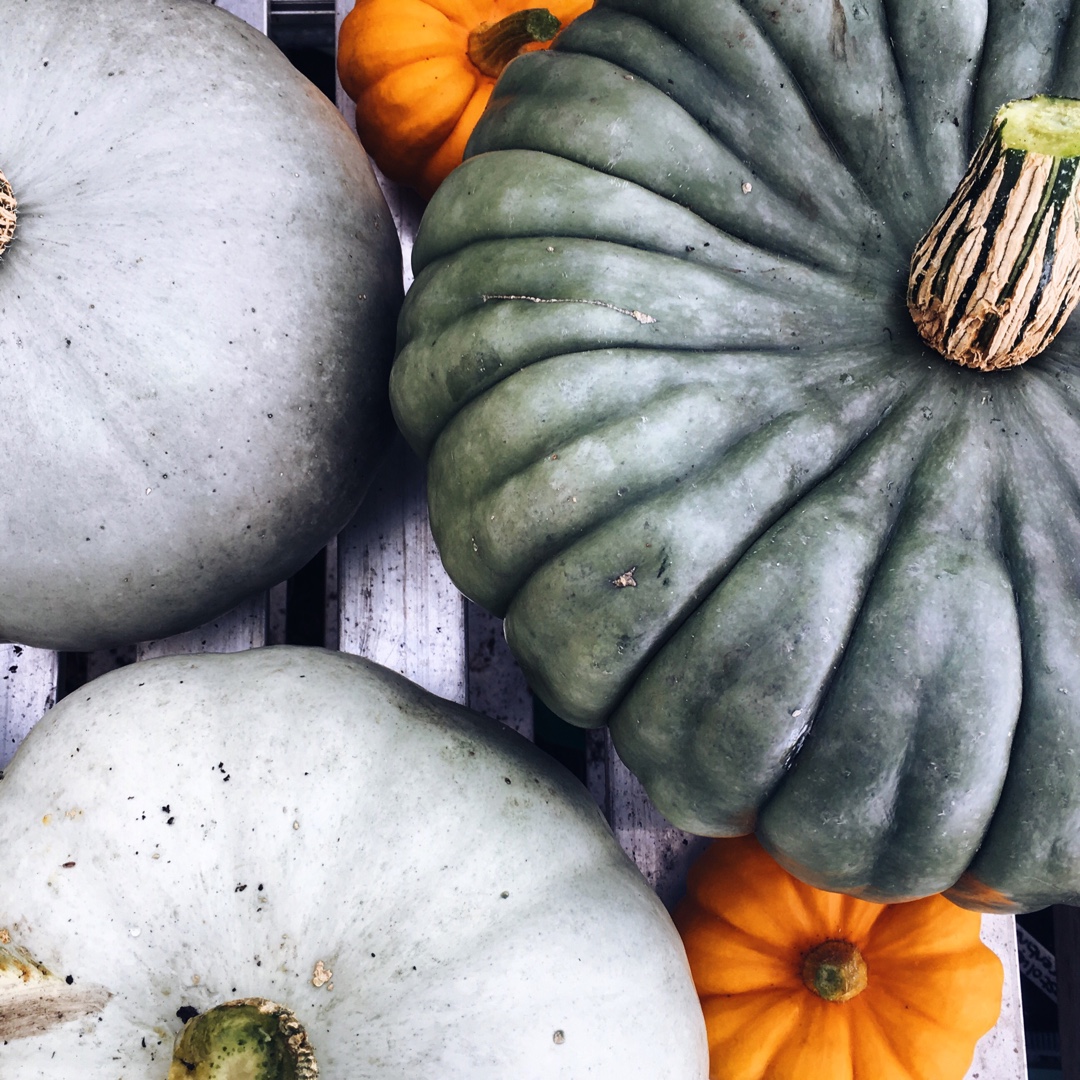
<box><xmin>0</xmin><ymin>646</ymin><xmax>708</xmax><ymax>1078</ymax></box>
<box><xmin>0</xmin><ymin>0</ymin><xmax>401</xmax><ymax>650</ymax></box>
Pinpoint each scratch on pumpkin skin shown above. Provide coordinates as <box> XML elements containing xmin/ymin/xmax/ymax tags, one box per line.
<box><xmin>611</xmin><ymin>567</ymin><xmax>638</xmax><ymax>588</ymax></box>
<box><xmin>829</xmin><ymin>0</ymin><xmax>848</xmax><ymax>60</ymax></box>
<box><xmin>480</xmin><ymin>294</ymin><xmax>657</xmax><ymax>325</ymax></box>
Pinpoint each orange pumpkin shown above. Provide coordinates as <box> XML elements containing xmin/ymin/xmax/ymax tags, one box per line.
<box><xmin>337</xmin><ymin>1</ymin><xmax>592</xmax><ymax>198</ymax></box>
<box><xmin>674</xmin><ymin>836</ymin><xmax>1003</xmax><ymax>1080</ymax></box>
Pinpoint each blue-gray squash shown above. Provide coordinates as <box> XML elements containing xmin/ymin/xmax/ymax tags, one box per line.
<box><xmin>0</xmin><ymin>0</ymin><xmax>401</xmax><ymax>650</ymax></box>
<box><xmin>390</xmin><ymin>0</ymin><xmax>1080</xmax><ymax>912</ymax></box>
<box><xmin>0</xmin><ymin>646</ymin><xmax>707</xmax><ymax>1078</ymax></box>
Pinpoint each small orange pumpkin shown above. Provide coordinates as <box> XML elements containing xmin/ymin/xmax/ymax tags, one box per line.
<box><xmin>337</xmin><ymin>0</ymin><xmax>591</xmax><ymax>198</ymax></box>
<box><xmin>674</xmin><ymin>836</ymin><xmax>1003</xmax><ymax>1080</ymax></box>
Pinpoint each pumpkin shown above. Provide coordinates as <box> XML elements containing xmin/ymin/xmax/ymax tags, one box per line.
<box><xmin>337</xmin><ymin>0</ymin><xmax>592</xmax><ymax>199</ymax></box>
<box><xmin>0</xmin><ymin>0</ymin><xmax>402</xmax><ymax>651</ymax></box>
<box><xmin>0</xmin><ymin>646</ymin><xmax>708</xmax><ymax>1077</ymax></box>
<box><xmin>674</xmin><ymin>835</ymin><xmax>1003</xmax><ymax>1080</ymax></box>
<box><xmin>389</xmin><ymin>0</ymin><xmax>1080</xmax><ymax>912</ymax></box>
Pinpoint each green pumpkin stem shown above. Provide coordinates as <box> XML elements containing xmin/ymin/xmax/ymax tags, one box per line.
<box><xmin>800</xmin><ymin>940</ymin><xmax>868</xmax><ymax>1003</ymax></box>
<box><xmin>0</xmin><ymin>170</ymin><xmax>16</xmax><ymax>257</ymax></box>
<box><xmin>166</xmin><ymin>998</ymin><xmax>318</xmax><ymax>1080</ymax></box>
<box><xmin>908</xmin><ymin>95</ymin><xmax>1080</xmax><ymax>371</ymax></box>
<box><xmin>467</xmin><ymin>9</ymin><xmax>562</xmax><ymax>79</ymax></box>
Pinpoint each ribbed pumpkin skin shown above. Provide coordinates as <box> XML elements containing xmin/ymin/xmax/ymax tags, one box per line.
<box><xmin>675</xmin><ymin>836</ymin><xmax>1003</xmax><ymax>1080</ymax></box>
<box><xmin>1</xmin><ymin>0</ymin><xmax>401</xmax><ymax>650</ymax></box>
<box><xmin>391</xmin><ymin>0</ymin><xmax>1080</xmax><ymax>912</ymax></box>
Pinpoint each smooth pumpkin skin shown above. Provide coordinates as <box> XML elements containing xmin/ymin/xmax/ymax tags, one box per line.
<box><xmin>675</xmin><ymin>836</ymin><xmax>1003</xmax><ymax>1080</ymax></box>
<box><xmin>337</xmin><ymin>0</ymin><xmax>591</xmax><ymax>198</ymax></box>
<box><xmin>390</xmin><ymin>0</ymin><xmax>1080</xmax><ymax>911</ymax></box>
<box><xmin>0</xmin><ymin>646</ymin><xmax>708</xmax><ymax>1078</ymax></box>
<box><xmin>0</xmin><ymin>0</ymin><xmax>402</xmax><ymax>650</ymax></box>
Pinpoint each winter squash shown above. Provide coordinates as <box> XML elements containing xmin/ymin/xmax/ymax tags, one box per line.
<box><xmin>390</xmin><ymin>0</ymin><xmax>1080</xmax><ymax>911</ymax></box>
<box><xmin>1</xmin><ymin>0</ymin><xmax>402</xmax><ymax>651</ymax></box>
<box><xmin>674</xmin><ymin>836</ymin><xmax>1002</xmax><ymax>1080</ymax></box>
<box><xmin>0</xmin><ymin>646</ymin><xmax>708</xmax><ymax>1078</ymax></box>
<box><xmin>337</xmin><ymin>0</ymin><xmax>592</xmax><ymax>199</ymax></box>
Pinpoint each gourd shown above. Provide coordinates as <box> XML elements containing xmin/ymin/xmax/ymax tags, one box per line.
<box><xmin>337</xmin><ymin>0</ymin><xmax>591</xmax><ymax>198</ymax></box>
<box><xmin>390</xmin><ymin>0</ymin><xmax>1080</xmax><ymax>911</ymax></box>
<box><xmin>0</xmin><ymin>0</ymin><xmax>402</xmax><ymax>651</ymax></box>
<box><xmin>0</xmin><ymin>645</ymin><xmax>708</xmax><ymax>1078</ymax></box>
<box><xmin>674</xmin><ymin>835</ymin><xmax>1003</xmax><ymax>1080</ymax></box>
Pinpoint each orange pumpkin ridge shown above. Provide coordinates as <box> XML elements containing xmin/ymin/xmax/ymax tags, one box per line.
<box><xmin>674</xmin><ymin>835</ymin><xmax>1003</xmax><ymax>1080</ymax></box>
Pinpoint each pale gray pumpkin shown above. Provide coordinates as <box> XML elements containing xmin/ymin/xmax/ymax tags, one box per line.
<box><xmin>0</xmin><ymin>646</ymin><xmax>707</xmax><ymax>1079</ymax></box>
<box><xmin>0</xmin><ymin>0</ymin><xmax>401</xmax><ymax>649</ymax></box>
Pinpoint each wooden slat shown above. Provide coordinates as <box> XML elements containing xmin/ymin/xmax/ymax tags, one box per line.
<box><xmin>136</xmin><ymin>592</ymin><xmax>270</xmax><ymax>660</ymax></box>
<box><xmin>337</xmin><ymin>434</ymin><xmax>467</xmax><ymax>705</ymax></box>
<box><xmin>466</xmin><ymin>604</ymin><xmax>534</xmax><ymax>739</ymax></box>
<box><xmin>0</xmin><ymin>645</ymin><xmax>57</xmax><ymax>771</ymax></box>
<box><xmin>211</xmin><ymin>0</ymin><xmax>268</xmax><ymax>33</ymax></box>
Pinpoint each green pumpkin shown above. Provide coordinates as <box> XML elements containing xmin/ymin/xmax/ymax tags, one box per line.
<box><xmin>391</xmin><ymin>0</ymin><xmax>1080</xmax><ymax>912</ymax></box>
<box><xmin>1</xmin><ymin>0</ymin><xmax>401</xmax><ymax>650</ymax></box>
<box><xmin>0</xmin><ymin>646</ymin><xmax>707</xmax><ymax>1078</ymax></box>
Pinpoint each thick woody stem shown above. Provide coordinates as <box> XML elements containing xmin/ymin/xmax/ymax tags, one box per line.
<box><xmin>467</xmin><ymin>9</ymin><xmax>561</xmax><ymax>79</ymax></box>
<box><xmin>908</xmin><ymin>95</ymin><xmax>1080</xmax><ymax>371</ymax></box>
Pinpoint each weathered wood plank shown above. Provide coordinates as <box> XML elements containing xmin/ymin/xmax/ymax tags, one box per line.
<box><xmin>337</xmin><ymin>435</ymin><xmax>467</xmax><ymax>704</ymax></box>
<box><xmin>466</xmin><ymin>605</ymin><xmax>534</xmax><ymax>739</ymax></box>
<box><xmin>0</xmin><ymin>645</ymin><xmax>57</xmax><ymax>771</ymax></box>
<box><xmin>136</xmin><ymin>593</ymin><xmax>269</xmax><ymax>660</ymax></box>
<box><xmin>211</xmin><ymin>0</ymin><xmax>268</xmax><ymax>33</ymax></box>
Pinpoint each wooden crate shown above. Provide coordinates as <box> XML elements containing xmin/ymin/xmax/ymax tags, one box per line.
<box><xmin>0</xmin><ymin>1</ymin><xmax>1030</xmax><ymax>1075</ymax></box>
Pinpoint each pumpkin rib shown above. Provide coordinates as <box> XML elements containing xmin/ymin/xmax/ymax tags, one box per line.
<box><xmin>949</xmin><ymin>420</ymin><xmax>1080</xmax><ymax>909</ymax></box>
<box><xmin>468</xmin><ymin>50</ymin><xmax>888</xmax><ymax>274</ymax></box>
<box><xmin>337</xmin><ymin>3</ymin><xmax>466</xmax><ymax>90</ymax></box>
<box><xmin>552</xmin><ymin>4</ymin><xmax>906</xmax><ymax>269</ymax></box>
<box><xmin>504</xmin><ymin>381</ymin><xmax>924</xmax><ymax>726</ymax></box>
<box><xmin>699</xmin><ymin>989</ymin><xmax>809</xmax><ymax>1079</ymax></box>
<box><xmin>844</xmin><ymin>996</ymin><xmax>933</xmax><ymax>1080</ymax></box>
<box><xmin>428</xmin><ymin>345</ymin><xmax>906</xmax><ymax>612</ymax></box>
<box><xmin>409</xmin><ymin>149</ymin><xmax>892</xmax><ymax>293</ymax></box>
<box><xmin>608</xmin><ymin>390</ymin><xmax>947</xmax><ymax>833</ymax></box>
<box><xmin>736</xmin><ymin>0</ymin><xmax>932</xmax><ymax>250</ymax></box>
<box><xmin>756</xmin><ymin>400</ymin><xmax>1023</xmax><ymax>898</ymax></box>
<box><xmin>977</xmin><ymin>1</ymin><xmax>1070</xmax><ymax>136</ymax></box>
<box><xmin>393</xmin><ymin>233</ymin><xmax>893</xmax><ymax>465</ymax></box>
<box><xmin>358</xmin><ymin>58</ymin><xmax>479</xmax><ymax>155</ymax></box>
<box><xmin>878</xmin><ymin>0</ymin><xmax>985</xmax><ymax>206</ymax></box>
<box><xmin>416</xmin><ymin>84</ymin><xmax>495</xmax><ymax>195</ymax></box>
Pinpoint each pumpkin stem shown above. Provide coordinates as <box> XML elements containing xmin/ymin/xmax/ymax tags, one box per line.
<box><xmin>167</xmin><ymin>998</ymin><xmax>318</xmax><ymax>1080</ymax></box>
<box><xmin>0</xmin><ymin>169</ymin><xmax>16</xmax><ymax>258</ymax></box>
<box><xmin>907</xmin><ymin>95</ymin><xmax>1080</xmax><ymax>371</ymax></box>
<box><xmin>801</xmin><ymin>940</ymin><xmax>868</xmax><ymax>1003</ymax></box>
<box><xmin>467</xmin><ymin>8</ymin><xmax>562</xmax><ymax>79</ymax></box>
